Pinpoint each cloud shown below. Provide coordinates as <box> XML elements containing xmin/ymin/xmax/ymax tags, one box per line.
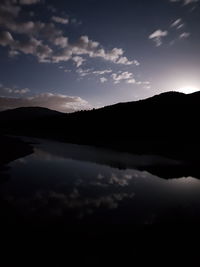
<box><xmin>93</xmin><ymin>69</ymin><xmax>112</xmax><ymax>75</ymax></box>
<box><xmin>133</xmin><ymin>60</ymin><xmax>140</xmax><ymax>66</ymax></box>
<box><xmin>13</xmin><ymin>88</ymin><xmax>30</xmax><ymax>94</ymax></box>
<box><xmin>0</xmin><ymin>84</ymin><xmax>30</xmax><ymax>95</ymax></box>
<box><xmin>72</xmin><ymin>56</ymin><xmax>85</xmax><ymax>67</ymax></box>
<box><xmin>111</xmin><ymin>72</ymin><xmax>133</xmax><ymax>84</ymax></box>
<box><xmin>0</xmin><ymin>9</ymin><xmax>63</xmax><ymax>44</ymax></box>
<box><xmin>64</xmin><ymin>69</ymin><xmax>71</xmax><ymax>73</ymax></box>
<box><xmin>116</xmin><ymin>56</ymin><xmax>139</xmax><ymax>65</ymax></box>
<box><xmin>11</xmin><ymin>37</ymin><xmax>53</xmax><ymax>62</ymax></box>
<box><xmin>8</xmin><ymin>49</ymin><xmax>20</xmax><ymax>57</ymax></box>
<box><xmin>71</xmin><ymin>18</ymin><xmax>82</xmax><ymax>26</ymax></box>
<box><xmin>77</xmin><ymin>67</ymin><xmax>141</xmax><ymax>85</ymax></box>
<box><xmin>184</xmin><ymin>0</ymin><xmax>199</xmax><ymax>4</ymax></box>
<box><xmin>76</xmin><ymin>68</ymin><xmax>112</xmax><ymax>82</ymax></box>
<box><xmin>2</xmin><ymin>20</ymin><xmax>52</xmax><ymax>36</ymax></box>
<box><xmin>71</xmin><ymin>37</ymin><xmax>124</xmax><ymax>64</ymax></box>
<box><xmin>135</xmin><ymin>81</ymin><xmax>151</xmax><ymax>87</ymax></box>
<box><xmin>170</xmin><ymin>0</ymin><xmax>199</xmax><ymax>5</ymax></box>
<box><xmin>76</xmin><ymin>68</ymin><xmax>93</xmax><ymax>77</ymax></box>
<box><xmin>0</xmin><ymin>2</ymin><xmax>139</xmax><ymax>67</ymax></box>
<box><xmin>0</xmin><ymin>31</ymin><xmax>136</xmax><ymax>65</ymax></box>
<box><xmin>19</xmin><ymin>0</ymin><xmax>41</xmax><ymax>5</ymax></box>
<box><xmin>109</xmin><ymin>173</ymin><xmax>132</xmax><ymax>187</ymax></box>
<box><xmin>100</xmin><ymin>77</ymin><xmax>108</xmax><ymax>83</ymax></box>
<box><xmin>171</xmin><ymin>18</ymin><xmax>182</xmax><ymax>27</ymax></box>
<box><xmin>74</xmin><ymin>35</ymin><xmax>100</xmax><ymax>52</ymax></box>
<box><xmin>0</xmin><ymin>31</ymin><xmax>14</xmax><ymax>46</ymax></box>
<box><xmin>0</xmin><ymin>28</ymin><xmax>55</xmax><ymax>62</ymax></box>
<box><xmin>125</xmin><ymin>78</ymin><xmax>150</xmax><ymax>87</ymax></box>
<box><xmin>51</xmin><ymin>16</ymin><xmax>69</xmax><ymax>25</ymax></box>
<box><xmin>51</xmin><ymin>48</ymin><xmax>72</xmax><ymax>63</ymax></box>
<box><xmin>171</xmin><ymin>18</ymin><xmax>184</xmax><ymax>29</ymax></box>
<box><xmin>176</xmin><ymin>24</ymin><xmax>184</xmax><ymax>30</ymax></box>
<box><xmin>90</xmin><ymin>47</ymin><xmax>138</xmax><ymax>65</ymax></box>
<box><xmin>0</xmin><ymin>93</ymin><xmax>91</xmax><ymax>112</ymax></box>
<box><xmin>53</xmin><ymin>36</ymin><xmax>68</xmax><ymax>48</ymax></box>
<box><xmin>149</xmin><ymin>29</ymin><xmax>168</xmax><ymax>47</ymax></box>
<box><xmin>46</xmin><ymin>35</ymin><xmax>137</xmax><ymax>65</ymax></box>
<box><xmin>0</xmin><ymin>85</ymin><xmax>12</xmax><ymax>94</ymax></box>
<box><xmin>0</xmin><ymin>1</ymin><xmax>21</xmax><ymax>23</ymax></box>
<box><xmin>179</xmin><ymin>32</ymin><xmax>191</xmax><ymax>38</ymax></box>
<box><xmin>126</xmin><ymin>79</ymin><xmax>136</xmax><ymax>84</ymax></box>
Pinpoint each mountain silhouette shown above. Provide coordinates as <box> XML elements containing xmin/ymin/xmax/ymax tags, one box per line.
<box><xmin>1</xmin><ymin>91</ymin><xmax>200</xmax><ymax>162</ymax></box>
<box><xmin>0</xmin><ymin>106</ymin><xmax>61</xmax><ymax>121</ymax></box>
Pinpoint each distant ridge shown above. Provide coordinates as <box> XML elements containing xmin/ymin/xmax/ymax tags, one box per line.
<box><xmin>0</xmin><ymin>106</ymin><xmax>62</xmax><ymax>121</ymax></box>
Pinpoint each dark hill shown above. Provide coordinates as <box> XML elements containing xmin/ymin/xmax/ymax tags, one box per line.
<box><xmin>1</xmin><ymin>91</ymin><xmax>200</xmax><ymax>160</ymax></box>
<box><xmin>0</xmin><ymin>106</ymin><xmax>62</xmax><ymax>121</ymax></box>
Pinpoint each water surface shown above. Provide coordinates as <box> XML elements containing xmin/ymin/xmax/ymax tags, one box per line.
<box><xmin>1</xmin><ymin>138</ymin><xmax>200</xmax><ymax>227</ymax></box>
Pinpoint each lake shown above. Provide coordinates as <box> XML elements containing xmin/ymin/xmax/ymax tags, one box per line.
<box><xmin>1</xmin><ymin>137</ymin><xmax>200</xmax><ymax>228</ymax></box>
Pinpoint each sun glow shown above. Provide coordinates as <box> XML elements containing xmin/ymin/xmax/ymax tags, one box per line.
<box><xmin>177</xmin><ymin>86</ymin><xmax>199</xmax><ymax>94</ymax></box>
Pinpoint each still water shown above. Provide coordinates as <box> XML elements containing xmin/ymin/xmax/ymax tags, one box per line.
<box><xmin>1</xmin><ymin>137</ymin><xmax>200</xmax><ymax>226</ymax></box>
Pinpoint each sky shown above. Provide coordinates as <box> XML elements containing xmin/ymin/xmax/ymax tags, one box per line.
<box><xmin>0</xmin><ymin>0</ymin><xmax>200</xmax><ymax>112</ymax></box>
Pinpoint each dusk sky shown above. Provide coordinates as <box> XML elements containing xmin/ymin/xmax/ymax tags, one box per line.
<box><xmin>0</xmin><ymin>0</ymin><xmax>200</xmax><ymax>112</ymax></box>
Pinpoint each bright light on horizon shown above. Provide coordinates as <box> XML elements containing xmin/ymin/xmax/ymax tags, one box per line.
<box><xmin>176</xmin><ymin>86</ymin><xmax>199</xmax><ymax>94</ymax></box>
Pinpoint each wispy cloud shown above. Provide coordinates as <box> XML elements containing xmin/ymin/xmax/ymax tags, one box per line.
<box><xmin>93</xmin><ymin>69</ymin><xmax>112</xmax><ymax>75</ymax></box>
<box><xmin>51</xmin><ymin>16</ymin><xmax>69</xmax><ymax>25</ymax></box>
<box><xmin>151</xmin><ymin>16</ymin><xmax>190</xmax><ymax>47</ymax></box>
<box><xmin>171</xmin><ymin>18</ymin><xmax>184</xmax><ymax>29</ymax></box>
<box><xmin>0</xmin><ymin>84</ymin><xmax>30</xmax><ymax>95</ymax></box>
<box><xmin>76</xmin><ymin>68</ymin><xmax>93</xmax><ymax>77</ymax></box>
<box><xmin>76</xmin><ymin>68</ymin><xmax>113</xmax><ymax>79</ymax></box>
<box><xmin>179</xmin><ymin>32</ymin><xmax>191</xmax><ymax>38</ymax></box>
<box><xmin>149</xmin><ymin>29</ymin><xmax>168</xmax><ymax>47</ymax></box>
<box><xmin>19</xmin><ymin>0</ymin><xmax>41</xmax><ymax>5</ymax></box>
<box><xmin>111</xmin><ymin>72</ymin><xmax>133</xmax><ymax>84</ymax></box>
<box><xmin>126</xmin><ymin>79</ymin><xmax>136</xmax><ymax>84</ymax></box>
<box><xmin>170</xmin><ymin>0</ymin><xmax>199</xmax><ymax>5</ymax></box>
